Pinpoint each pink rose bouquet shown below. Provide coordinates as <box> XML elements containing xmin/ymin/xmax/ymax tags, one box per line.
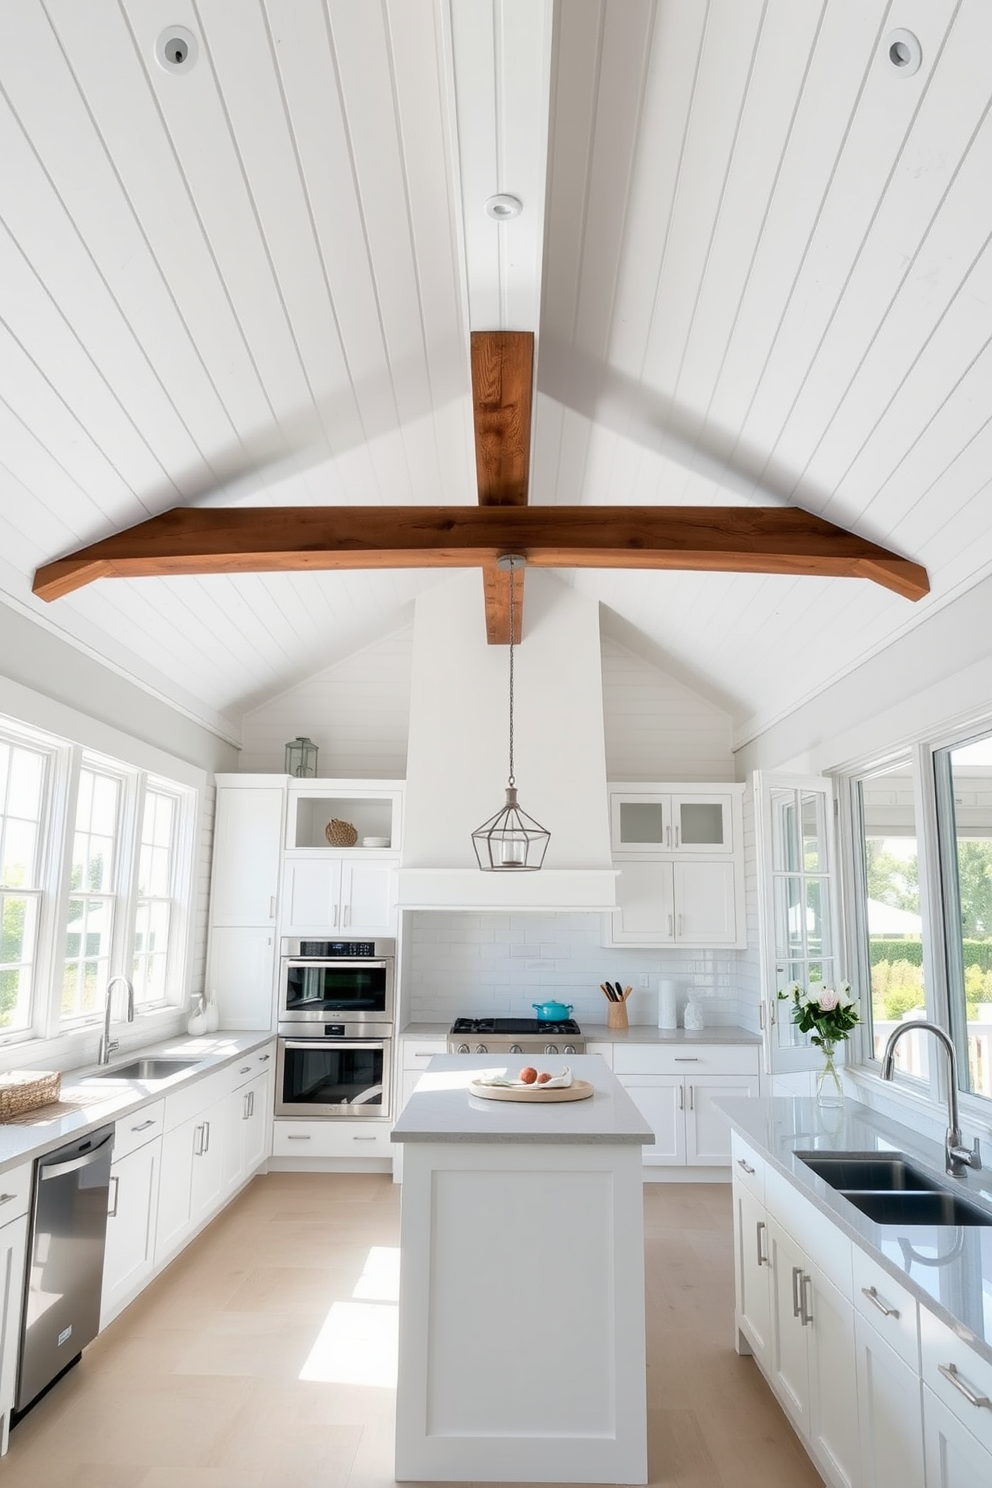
<box><xmin>777</xmin><ymin>980</ymin><xmax>859</xmax><ymax>1050</ymax></box>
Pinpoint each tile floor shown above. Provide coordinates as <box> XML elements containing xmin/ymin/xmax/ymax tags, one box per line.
<box><xmin>1</xmin><ymin>1173</ymin><xmax>822</xmax><ymax>1487</ymax></box>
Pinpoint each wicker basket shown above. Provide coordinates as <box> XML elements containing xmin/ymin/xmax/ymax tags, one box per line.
<box><xmin>325</xmin><ymin>818</ymin><xmax>358</xmax><ymax>847</ymax></box>
<box><xmin>0</xmin><ymin>1070</ymin><xmax>61</xmax><ymax>1121</ymax></box>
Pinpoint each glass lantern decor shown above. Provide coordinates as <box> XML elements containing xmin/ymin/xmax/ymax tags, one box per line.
<box><xmin>285</xmin><ymin>736</ymin><xmax>319</xmax><ymax>778</ymax></box>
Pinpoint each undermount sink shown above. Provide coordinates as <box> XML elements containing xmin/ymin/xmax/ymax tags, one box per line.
<box><xmin>796</xmin><ymin>1152</ymin><xmax>937</xmax><ymax>1192</ymax></box>
<box><xmin>85</xmin><ymin>1057</ymin><xmax>199</xmax><ymax>1082</ymax></box>
<box><xmin>796</xmin><ymin>1150</ymin><xmax>992</xmax><ymax>1227</ymax></box>
<box><xmin>844</xmin><ymin>1189</ymin><xmax>992</xmax><ymax>1227</ymax></box>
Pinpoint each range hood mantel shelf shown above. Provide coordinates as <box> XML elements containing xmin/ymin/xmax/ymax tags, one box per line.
<box><xmin>395</xmin><ymin>867</ymin><xmax>618</xmax><ymax>912</ymax></box>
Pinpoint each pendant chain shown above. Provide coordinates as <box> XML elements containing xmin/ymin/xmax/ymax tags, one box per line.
<box><xmin>508</xmin><ymin>560</ymin><xmax>515</xmax><ymax>788</ymax></box>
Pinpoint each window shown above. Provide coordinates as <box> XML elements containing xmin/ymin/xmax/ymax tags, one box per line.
<box><xmin>934</xmin><ymin>736</ymin><xmax>992</xmax><ymax>1099</ymax></box>
<box><xmin>0</xmin><ymin>739</ymin><xmax>53</xmax><ymax>1034</ymax></box>
<box><xmin>62</xmin><ymin>766</ymin><xmax>122</xmax><ymax>1023</ymax></box>
<box><xmin>853</xmin><ymin>761</ymin><xmax>928</xmax><ymax>1079</ymax></box>
<box><xmin>0</xmin><ymin>714</ymin><xmax>197</xmax><ymax>1047</ymax></box>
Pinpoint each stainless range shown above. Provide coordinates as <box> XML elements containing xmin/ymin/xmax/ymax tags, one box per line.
<box><xmin>447</xmin><ymin>1017</ymin><xmax>585</xmax><ymax>1056</ymax></box>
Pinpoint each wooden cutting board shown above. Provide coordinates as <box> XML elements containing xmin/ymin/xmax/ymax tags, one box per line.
<box><xmin>468</xmin><ymin>1079</ymin><xmax>594</xmax><ymax>1103</ymax></box>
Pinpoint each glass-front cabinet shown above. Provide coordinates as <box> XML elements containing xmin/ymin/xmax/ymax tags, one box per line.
<box><xmin>610</xmin><ymin>789</ymin><xmax>736</xmax><ymax>856</ymax></box>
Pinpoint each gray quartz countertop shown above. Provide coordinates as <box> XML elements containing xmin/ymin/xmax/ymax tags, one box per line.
<box><xmin>0</xmin><ymin>1031</ymin><xmax>273</xmax><ymax>1176</ymax></box>
<box><xmin>391</xmin><ymin>1053</ymin><xmax>654</xmax><ymax>1146</ymax></box>
<box><xmin>397</xmin><ymin>1021</ymin><xmax>759</xmax><ymax>1045</ymax></box>
<box><xmin>718</xmin><ymin>1095</ymin><xmax>992</xmax><ymax>1364</ymax></box>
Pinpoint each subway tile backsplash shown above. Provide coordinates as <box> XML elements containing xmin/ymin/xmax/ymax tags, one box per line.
<box><xmin>405</xmin><ymin>912</ymin><xmax>757</xmax><ymax>1031</ymax></box>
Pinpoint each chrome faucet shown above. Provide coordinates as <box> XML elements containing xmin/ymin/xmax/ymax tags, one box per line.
<box><xmin>881</xmin><ymin>1020</ymin><xmax>982</xmax><ymax>1178</ymax></box>
<box><xmin>98</xmin><ymin>975</ymin><xmax>135</xmax><ymax>1065</ymax></box>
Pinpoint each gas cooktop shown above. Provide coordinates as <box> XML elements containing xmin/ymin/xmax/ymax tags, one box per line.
<box><xmin>450</xmin><ymin>1017</ymin><xmax>582</xmax><ymax>1037</ymax></box>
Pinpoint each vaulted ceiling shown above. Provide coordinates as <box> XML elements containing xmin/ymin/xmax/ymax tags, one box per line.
<box><xmin>3</xmin><ymin>0</ymin><xmax>990</xmax><ymax>748</ymax></box>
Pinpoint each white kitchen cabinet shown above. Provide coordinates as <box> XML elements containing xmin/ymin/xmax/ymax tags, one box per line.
<box><xmin>210</xmin><ymin>778</ymin><xmax>285</xmax><ymax>925</ymax></box>
<box><xmin>0</xmin><ymin>1165</ymin><xmax>30</xmax><ymax>1457</ymax></box>
<box><xmin>154</xmin><ymin>1065</ymin><xmax>238</xmax><ymax>1265</ymax></box>
<box><xmin>734</xmin><ymin>1177</ymin><xmax>772</xmax><ymax>1362</ymax></box>
<box><xmin>271</xmin><ymin>1119</ymin><xmax>393</xmax><ymax>1160</ymax></box>
<box><xmin>855</xmin><ymin>1312</ymin><xmax>924</xmax><ymax>1488</ymax></box>
<box><xmin>280</xmin><ymin>853</ymin><xmax>396</xmax><ymax>936</ymax></box>
<box><xmin>921</xmin><ymin>1304</ymin><xmax>992</xmax><ymax>1459</ymax></box>
<box><xmin>924</xmin><ymin>1384</ymin><xmax>992</xmax><ymax>1488</ymax></box>
<box><xmin>392</xmin><ymin>1037</ymin><xmax>448</xmax><ymax>1183</ymax></box>
<box><xmin>605</xmin><ymin>782</ymin><xmax>745</xmax><ymax>949</ymax></box>
<box><xmin>609</xmin><ymin>788</ymin><xmax>738</xmax><ymax>855</ymax></box>
<box><xmin>225</xmin><ymin>1049</ymin><xmax>273</xmax><ymax>1191</ymax></box>
<box><xmin>613</xmin><ymin>1044</ymin><xmax>759</xmax><ymax>1168</ymax></box>
<box><xmin>206</xmin><ymin>776</ymin><xmax>286</xmax><ymax>1028</ymax></box>
<box><xmin>101</xmin><ymin>1139</ymin><xmax>161</xmax><ymax>1328</ymax></box>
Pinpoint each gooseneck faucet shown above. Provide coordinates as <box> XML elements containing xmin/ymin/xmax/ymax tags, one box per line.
<box><xmin>881</xmin><ymin>1020</ymin><xmax>982</xmax><ymax>1177</ymax></box>
<box><xmin>99</xmin><ymin>975</ymin><xmax>135</xmax><ymax>1065</ymax></box>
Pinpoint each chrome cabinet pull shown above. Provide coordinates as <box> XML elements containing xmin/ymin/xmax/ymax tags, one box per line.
<box><xmin>202</xmin><ymin>1120</ymin><xmax>210</xmax><ymax>1154</ymax></box>
<box><xmin>108</xmin><ymin>1174</ymin><xmax>120</xmax><ymax>1218</ymax></box>
<box><xmin>131</xmin><ymin>1119</ymin><xmax>156</xmax><ymax>1132</ymax></box>
<box><xmin>353</xmin><ymin>1135</ymin><xmax>376</xmax><ymax>1142</ymax></box>
<box><xmin>668</xmin><ymin>914</ymin><xmax>674</xmax><ymax>937</ymax></box>
<box><xmin>259</xmin><ymin>1053</ymin><xmax>271</xmax><ymax>1062</ymax></box>
<box><xmin>678</xmin><ymin>1085</ymin><xmax>684</xmax><ymax>1111</ymax></box>
<box><xmin>862</xmin><ymin>1285</ymin><xmax>900</xmax><ymax>1320</ymax></box>
<box><xmin>248</xmin><ymin>1089</ymin><xmax>254</xmax><ymax>1117</ymax></box>
<box><xmin>791</xmin><ymin>1266</ymin><xmax>804</xmax><ymax>1319</ymax></box>
<box><xmin>674</xmin><ymin>1056</ymin><xmax>699</xmax><ymax>1062</ymax></box>
<box><xmin>665</xmin><ymin>826</ymin><xmax>671</xmax><ymax>848</ymax></box>
<box><xmin>243</xmin><ymin>1093</ymin><xmax>250</xmax><ymax>1120</ymax></box>
<box><xmin>0</xmin><ymin>1192</ymin><xmax>17</xmax><ymax>1205</ymax></box>
<box><xmin>688</xmin><ymin>1084</ymin><xmax>694</xmax><ymax>1110</ymax></box>
<box><xmin>194</xmin><ymin>1124</ymin><xmax>205</xmax><ymax>1156</ymax></box>
<box><xmin>675</xmin><ymin>825</ymin><xmax>680</xmax><ymax>847</ymax></box>
<box><xmin>801</xmin><ymin>1274</ymin><xmax>813</xmax><ymax>1327</ymax></box>
<box><xmin>939</xmin><ymin>1362</ymin><xmax>992</xmax><ymax>1409</ymax></box>
<box><xmin>756</xmin><ymin>1220</ymin><xmax>767</xmax><ymax>1267</ymax></box>
<box><xmin>287</xmin><ymin>1134</ymin><xmax>311</xmax><ymax>1141</ymax></box>
<box><xmin>269</xmin><ymin>896</ymin><xmax>276</xmax><ymax>919</ymax></box>
<box><xmin>677</xmin><ymin>914</ymin><xmax>683</xmax><ymax>936</ymax></box>
<box><xmin>737</xmin><ymin>1158</ymin><xmax>755</xmax><ymax>1174</ymax></box>
<box><xmin>240</xmin><ymin>1065</ymin><xmax>251</xmax><ymax>1074</ymax></box>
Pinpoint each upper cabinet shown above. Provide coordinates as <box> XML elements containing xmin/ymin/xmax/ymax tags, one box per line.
<box><xmin>286</xmin><ymin>782</ymin><xmax>403</xmax><ymax>853</ymax></box>
<box><xmin>605</xmin><ymin>783</ymin><xmax>745</xmax><ymax>950</ymax></box>
<box><xmin>610</xmin><ymin>788</ymin><xmax>737</xmax><ymax>856</ymax></box>
<box><xmin>210</xmin><ymin>777</ymin><xmax>286</xmax><ymax>926</ymax></box>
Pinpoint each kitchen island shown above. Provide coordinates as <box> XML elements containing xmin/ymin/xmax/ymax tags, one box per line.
<box><xmin>391</xmin><ymin>1053</ymin><xmax>653</xmax><ymax>1484</ymax></box>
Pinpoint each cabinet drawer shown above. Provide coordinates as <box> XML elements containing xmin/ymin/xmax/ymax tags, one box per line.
<box><xmin>852</xmin><ymin>1245</ymin><xmax>920</xmax><ymax>1371</ymax></box>
<box><xmin>402</xmin><ymin>1040</ymin><xmax>447</xmax><ymax>1070</ymax></box>
<box><xmin>162</xmin><ymin>1065</ymin><xmax>232</xmax><ymax>1131</ymax></box>
<box><xmin>113</xmin><ymin>1099</ymin><xmax>165</xmax><ymax>1162</ymax></box>
<box><xmin>0</xmin><ymin>1163</ymin><xmax>31</xmax><ymax>1223</ymax></box>
<box><xmin>272</xmin><ymin>1120</ymin><xmax>393</xmax><ymax>1159</ymax></box>
<box><xmin>230</xmin><ymin>1044</ymin><xmax>274</xmax><ymax>1091</ymax></box>
<box><xmin>612</xmin><ymin>1043</ymin><xmax>758</xmax><ymax>1077</ymax></box>
<box><xmin>731</xmin><ymin>1132</ymin><xmax>765</xmax><ymax>1202</ymax></box>
<box><xmin>921</xmin><ymin>1307</ymin><xmax>992</xmax><ymax>1456</ymax></box>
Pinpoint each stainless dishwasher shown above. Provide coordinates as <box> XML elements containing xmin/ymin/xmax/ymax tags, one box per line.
<box><xmin>14</xmin><ymin>1124</ymin><xmax>115</xmax><ymax>1419</ymax></box>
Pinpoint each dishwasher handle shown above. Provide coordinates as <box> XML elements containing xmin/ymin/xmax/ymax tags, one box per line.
<box><xmin>39</xmin><ymin>1132</ymin><xmax>114</xmax><ymax>1180</ymax></box>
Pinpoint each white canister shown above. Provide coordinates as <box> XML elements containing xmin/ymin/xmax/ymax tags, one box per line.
<box><xmin>658</xmin><ymin>980</ymin><xmax>679</xmax><ymax>1030</ymax></box>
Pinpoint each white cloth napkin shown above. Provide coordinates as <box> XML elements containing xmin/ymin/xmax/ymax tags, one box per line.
<box><xmin>474</xmin><ymin>1066</ymin><xmax>574</xmax><ymax>1089</ymax></box>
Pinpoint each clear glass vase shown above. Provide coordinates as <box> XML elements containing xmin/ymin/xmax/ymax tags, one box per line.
<box><xmin>816</xmin><ymin>1039</ymin><xmax>844</xmax><ymax>1107</ymax></box>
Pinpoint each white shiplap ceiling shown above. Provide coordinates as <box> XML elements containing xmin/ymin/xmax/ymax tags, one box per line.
<box><xmin>2</xmin><ymin>0</ymin><xmax>991</xmax><ymax>747</ymax></box>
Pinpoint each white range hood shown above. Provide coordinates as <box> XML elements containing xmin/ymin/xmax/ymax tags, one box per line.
<box><xmin>397</xmin><ymin>570</ymin><xmax>616</xmax><ymax>910</ymax></box>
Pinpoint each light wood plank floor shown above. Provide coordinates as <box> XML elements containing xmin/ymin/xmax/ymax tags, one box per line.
<box><xmin>1</xmin><ymin>1174</ymin><xmax>822</xmax><ymax>1488</ymax></box>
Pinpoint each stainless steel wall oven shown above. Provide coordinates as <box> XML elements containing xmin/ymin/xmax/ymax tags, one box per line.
<box><xmin>276</xmin><ymin>938</ymin><xmax>394</xmax><ymax>1119</ymax></box>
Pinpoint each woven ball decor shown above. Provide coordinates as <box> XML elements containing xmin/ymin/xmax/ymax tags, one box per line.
<box><xmin>325</xmin><ymin>818</ymin><xmax>358</xmax><ymax>846</ymax></box>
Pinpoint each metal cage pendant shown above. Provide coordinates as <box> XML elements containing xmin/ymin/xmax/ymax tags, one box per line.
<box><xmin>472</xmin><ymin>786</ymin><xmax>550</xmax><ymax>872</ymax></box>
<box><xmin>472</xmin><ymin>555</ymin><xmax>550</xmax><ymax>872</ymax></box>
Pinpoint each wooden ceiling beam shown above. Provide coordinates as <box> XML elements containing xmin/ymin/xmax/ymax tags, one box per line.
<box><xmin>471</xmin><ymin>330</ymin><xmax>534</xmax><ymax>644</ymax></box>
<box><xmin>32</xmin><ymin>505</ymin><xmax>930</xmax><ymax>603</ymax></box>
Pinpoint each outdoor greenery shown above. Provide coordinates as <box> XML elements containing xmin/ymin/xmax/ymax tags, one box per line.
<box><xmin>868</xmin><ymin>838</ymin><xmax>992</xmax><ymax>1024</ymax></box>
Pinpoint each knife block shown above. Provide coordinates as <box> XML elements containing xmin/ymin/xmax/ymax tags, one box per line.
<box><xmin>607</xmin><ymin>1001</ymin><xmax>629</xmax><ymax>1031</ymax></box>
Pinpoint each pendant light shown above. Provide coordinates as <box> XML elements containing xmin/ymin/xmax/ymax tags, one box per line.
<box><xmin>472</xmin><ymin>556</ymin><xmax>550</xmax><ymax>871</ymax></box>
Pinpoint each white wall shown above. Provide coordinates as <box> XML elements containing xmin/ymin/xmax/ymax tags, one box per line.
<box><xmin>406</xmin><ymin>911</ymin><xmax>748</xmax><ymax>1030</ymax></box>
<box><xmin>602</xmin><ymin>636</ymin><xmax>735</xmax><ymax>781</ymax></box>
<box><xmin>238</xmin><ymin>623</ymin><xmax>414</xmax><ymax>776</ymax></box>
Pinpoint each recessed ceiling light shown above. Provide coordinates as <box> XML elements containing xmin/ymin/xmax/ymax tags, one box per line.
<box><xmin>485</xmin><ymin>194</ymin><xmax>523</xmax><ymax>221</ymax></box>
<box><xmin>885</xmin><ymin>28</ymin><xmax>922</xmax><ymax>75</ymax></box>
<box><xmin>155</xmin><ymin>26</ymin><xmax>198</xmax><ymax>73</ymax></box>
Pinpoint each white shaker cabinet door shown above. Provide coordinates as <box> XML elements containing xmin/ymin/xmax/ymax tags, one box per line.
<box><xmin>206</xmin><ymin>926</ymin><xmax>277</xmax><ymax>1031</ymax></box>
<box><xmin>685</xmin><ymin>1076</ymin><xmax>757</xmax><ymax>1164</ymax></box>
<box><xmin>0</xmin><ymin>1212</ymin><xmax>27</xmax><ymax>1454</ymax></box>
<box><xmin>102</xmin><ymin>1140</ymin><xmax>161</xmax><ymax>1328</ymax></box>
<box><xmin>281</xmin><ymin>857</ymin><xmax>343</xmax><ymax>933</ymax></box>
<box><xmin>210</xmin><ymin>785</ymin><xmax>284</xmax><ymax>925</ymax></box>
<box><xmin>733</xmin><ymin>1181</ymin><xmax>771</xmax><ymax>1363</ymax></box>
<box><xmin>855</xmin><ymin>1313</ymin><xmax>924</xmax><ymax>1488</ymax></box>
<box><xmin>611</xmin><ymin>862</ymin><xmax>675</xmax><ymax>944</ymax></box>
<box><xmin>923</xmin><ymin>1385</ymin><xmax>991</xmax><ymax>1488</ymax></box>
<box><xmin>766</xmin><ymin>1215</ymin><xmax>811</xmax><ymax>1436</ymax></box>
<box><xmin>615</xmin><ymin>1075</ymin><xmax>684</xmax><ymax>1164</ymax></box>
<box><xmin>673</xmin><ymin>860</ymin><xmax>738</xmax><ymax>945</ymax></box>
<box><xmin>340</xmin><ymin>861</ymin><xmax>395</xmax><ymax>934</ymax></box>
<box><xmin>805</xmin><ymin>1257</ymin><xmax>859</xmax><ymax>1488</ymax></box>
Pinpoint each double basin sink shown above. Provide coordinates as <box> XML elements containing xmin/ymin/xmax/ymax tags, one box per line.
<box><xmin>796</xmin><ymin>1151</ymin><xmax>992</xmax><ymax>1227</ymax></box>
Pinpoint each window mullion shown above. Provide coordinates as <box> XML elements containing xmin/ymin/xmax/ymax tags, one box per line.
<box><xmin>914</xmin><ymin>739</ymin><xmax>952</xmax><ymax>1110</ymax></box>
<box><xmin>42</xmin><ymin>746</ymin><xmax>81</xmax><ymax>1039</ymax></box>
